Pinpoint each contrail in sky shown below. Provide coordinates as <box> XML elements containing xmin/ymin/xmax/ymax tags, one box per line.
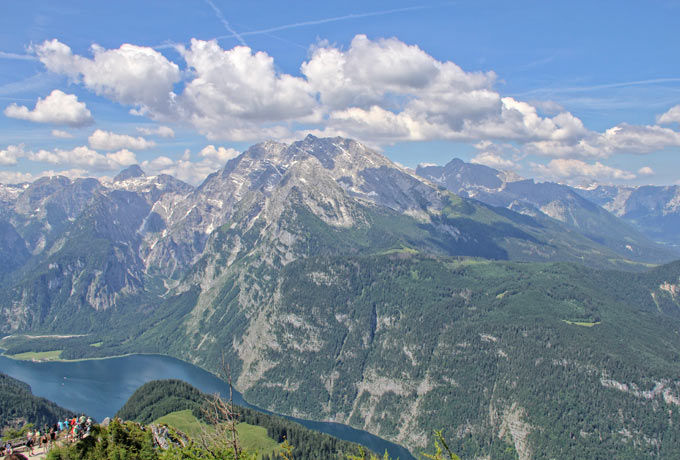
<box><xmin>0</xmin><ymin>51</ymin><xmax>37</xmax><ymax>61</ymax></box>
<box><xmin>516</xmin><ymin>78</ymin><xmax>680</xmax><ymax>97</ymax></box>
<box><xmin>559</xmin><ymin>78</ymin><xmax>680</xmax><ymax>92</ymax></box>
<box><xmin>154</xmin><ymin>4</ymin><xmax>446</xmax><ymax>50</ymax></box>
<box><xmin>215</xmin><ymin>5</ymin><xmax>436</xmax><ymax>40</ymax></box>
<box><xmin>204</xmin><ymin>0</ymin><xmax>248</xmax><ymax>46</ymax></box>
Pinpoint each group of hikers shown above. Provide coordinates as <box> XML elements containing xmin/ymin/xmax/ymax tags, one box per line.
<box><xmin>1</xmin><ymin>415</ymin><xmax>93</xmax><ymax>458</ymax></box>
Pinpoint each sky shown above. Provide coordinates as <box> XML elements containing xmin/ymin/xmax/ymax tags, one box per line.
<box><xmin>1</xmin><ymin>0</ymin><xmax>679</xmax><ymax>187</ymax></box>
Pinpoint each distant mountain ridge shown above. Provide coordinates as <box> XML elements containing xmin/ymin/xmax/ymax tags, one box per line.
<box><xmin>575</xmin><ymin>183</ymin><xmax>680</xmax><ymax>248</ymax></box>
<box><xmin>416</xmin><ymin>158</ymin><xmax>679</xmax><ymax>260</ymax></box>
<box><xmin>1</xmin><ymin>136</ymin><xmax>680</xmax><ymax>459</ymax></box>
<box><xmin>2</xmin><ymin>136</ymin><xmax>671</xmax><ymax>330</ymax></box>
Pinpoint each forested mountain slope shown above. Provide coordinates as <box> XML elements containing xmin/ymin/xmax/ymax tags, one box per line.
<box><xmin>0</xmin><ymin>372</ymin><xmax>75</xmax><ymax>429</ymax></box>
<box><xmin>1</xmin><ymin>136</ymin><xmax>680</xmax><ymax>459</ymax></box>
<box><xmin>0</xmin><ymin>136</ymin><xmax>666</xmax><ymax>335</ymax></box>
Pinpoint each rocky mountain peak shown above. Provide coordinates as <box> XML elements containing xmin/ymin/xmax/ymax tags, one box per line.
<box><xmin>114</xmin><ymin>164</ymin><xmax>146</xmax><ymax>182</ymax></box>
<box><xmin>417</xmin><ymin>158</ymin><xmax>506</xmax><ymax>191</ymax></box>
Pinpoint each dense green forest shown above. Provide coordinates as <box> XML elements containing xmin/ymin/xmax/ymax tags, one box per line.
<box><xmin>116</xmin><ymin>380</ymin><xmax>206</xmax><ymax>425</ymax></box>
<box><xmin>0</xmin><ymin>372</ymin><xmax>74</xmax><ymax>431</ymax></box>
<box><xmin>5</xmin><ymin>256</ymin><xmax>680</xmax><ymax>459</ymax></box>
<box><xmin>115</xmin><ymin>379</ymin><xmax>368</xmax><ymax>460</ymax></box>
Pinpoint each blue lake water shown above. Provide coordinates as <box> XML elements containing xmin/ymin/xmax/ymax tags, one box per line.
<box><xmin>0</xmin><ymin>354</ymin><xmax>415</xmax><ymax>460</ymax></box>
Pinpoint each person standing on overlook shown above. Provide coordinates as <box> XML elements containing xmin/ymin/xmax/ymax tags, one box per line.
<box><xmin>25</xmin><ymin>429</ymin><xmax>34</xmax><ymax>456</ymax></box>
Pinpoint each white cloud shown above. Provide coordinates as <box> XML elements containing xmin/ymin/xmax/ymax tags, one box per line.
<box><xmin>301</xmin><ymin>35</ymin><xmax>588</xmax><ymax>146</ymax></box>
<box><xmin>178</xmin><ymin>39</ymin><xmax>318</xmax><ymax>139</ymax></box>
<box><xmin>657</xmin><ymin>105</ymin><xmax>680</xmax><ymax>125</ymax></box>
<box><xmin>141</xmin><ymin>151</ymin><xmax>221</xmax><ymax>185</ymax></box>
<box><xmin>0</xmin><ymin>170</ymin><xmax>35</xmax><ymax>184</ymax></box>
<box><xmin>325</xmin><ymin>105</ymin><xmax>436</xmax><ymax>142</ymax></box>
<box><xmin>0</xmin><ymin>144</ymin><xmax>26</xmax><ymax>165</ymax></box>
<box><xmin>302</xmin><ymin>34</ymin><xmax>459</xmax><ymax>110</ymax></box>
<box><xmin>637</xmin><ymin>166</ymin><xmax>655</xmax><ymax>176</ymax></box>
<box><xmin>29</xmin><ymin>35</ymin><xmax>680</xmax><ymax>166</ymax></box>
<box><xmin>199</xmin><ymin>145</ymin><xmax>240</xmax><ymax>164</ymax></box>
<box><xmin>34</xmin><ymin>39</ymin><xmax>181</xmax><ymax>115</ymax></box>
<box><xmin>526</xmin><ymin>124</ymin><xmax>680</xmax><ymax>158</ymax></box>
<box><xmin>88</xmin><ymin>129</ymin><xmax>155</xmax><ymax>151</ymax></box>
<box><xmin>136</xmin><ymin>125</ymin><xmax>175</xmax><ymax>138</ymax></box>
<box><xmin>595</xmin><ymin>124</ymin><xmax>680</xmax><ymax>154</ymax></box>
<box><xmin>469</xmin><ymin>141</ymin><xmax>520</xmax><ymax>170</ymax></box>
<box><xmin>4</xmin><ymin>90</ymin><xmax>93</xmax><ymax>126</ymax></box>
<box><xmin>139</xmin><ymin>145</ymin><xmax>239</xmax><ymax>185</ymax></box>
<box><xmin>107</xmin><ymin>149</ymin><xmax>137</xmax><ymax>167</ymax></box>
<box><xmin>142</xmin><ymin>155</ymin><xmax>176</xmax><ymax>171</ymax></box>
<box><xmin>532</xmin><ymin>159</ymin><xmax>636</xmax><ymax>184</ymax></box>
<box><xmin>471</xmin><ymin>152</ymin><xmax>518</xmax><ymax>170</ymax></box>
<box><xmin>29</xmin><ymin>145</ymin><xmax>137</xmax><ymax>171</ymax></box>
<box><xmin>0</xmin><ymin>168</ymin><xmax>90</xmax><ymax>185</ymax></box>
<box><xmin>52</xmin><ymin>129</ymin><xmax>73</xmax><ymax>138</ymax></box>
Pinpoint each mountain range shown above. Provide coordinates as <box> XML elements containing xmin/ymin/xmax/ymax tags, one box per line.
<box><xmin>417</xmin><ymin>158</ymin><xmax>680</xmax><ymax>252</ymax></box>
<box><xmin>1</xmin><ymin>135</ymin><xmax>679</xmax><ymax>459</ymax></box>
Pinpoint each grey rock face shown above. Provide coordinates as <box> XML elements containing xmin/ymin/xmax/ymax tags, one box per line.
<box><xmin>576</xmin><ymin>184</ymin><xmax>680</xmax><ymax>247</ymax></box>
<box><xmin>417</xmin><ymin>159</ymin><xmax>678</xmax><ymax>262</ymax></box>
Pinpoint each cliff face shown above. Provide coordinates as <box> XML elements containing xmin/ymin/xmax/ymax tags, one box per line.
<box><xmin>417</xmin><ymin>158</ymin><xmax>678</xmax><ymax>262</ymax></box>
<box><xmin>2</xmin><ymin>137</ymin><xmax>680</xmax><ymax>459</ymax></box>
<box><xmin>576</xmin><ymin>184</ymin><xmax>680</xmax><ymax>248</ymax></box>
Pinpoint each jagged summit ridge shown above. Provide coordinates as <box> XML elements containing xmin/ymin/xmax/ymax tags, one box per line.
<box><xmin>0</xmin><ymin>135</ymin><xmax>676</xmax><ymax>325</ymax></box>
<box><xmin>417</xmin><ymin>157</ymin><xmax>678</xmax><ymax>262</ymax></box>
<box><xmin>143</xmin><ymin>135</ymin><xmax>447</xmax><ymax>275</ymax></box>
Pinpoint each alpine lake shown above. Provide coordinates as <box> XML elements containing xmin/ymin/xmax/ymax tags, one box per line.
<box><xmin>0</xmin><ymin>353</ymin><xmax>414</xmax><ymax>460</ymax></box>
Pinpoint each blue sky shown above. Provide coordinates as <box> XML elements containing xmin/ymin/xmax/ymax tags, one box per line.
<box><xmin>1</xmin><ymin>0</ymin><xmax>679</xmax><ymax>186</ymax></box>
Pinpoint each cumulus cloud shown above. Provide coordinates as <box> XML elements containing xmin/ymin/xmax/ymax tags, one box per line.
<box><xmin>301</xmin><ymin>35</ymin><xmax>589</xmax><ymax>145</ymax></box>
<box><xmin>533</xmin><ymin>158</ymin><xmax>636</xmax><ymax>184</ymax></box>
<box><xmin>0</xmin><ymin>168</ymin><xmax>91</xmax><ymax>185</ymax></box>
<box><xmin>470</xmin><ymin>152</ymin><xmax>517</xmax><ymax>169</ymax></box>
<box><xmin>29</xmin><ymin>145</ymin><xmax>137</xmax><ymax>171</ymax></box>
<box><xmin>29</xmin><ymin>35</ymin><xmax>680</xmax><ymax>170</ymax></box>
<box><xmin>657</xmin><ymin>105</ymin><xmax>680</xmax><ymax>125</ymax></box>
<box><xmin>88</xmin><ymin>129</ymin><xmax>155</xmax><ymax>151</ymax></box>
<box><xmin>52</xmin><ymin>129</ymin><xmax>73</xmax><ymax>138</ymax></box>
<box><xmin>34</xmin><ymin>39</ymin><xmax>181</xmax><ymax>115</ymax></box>
<box><xmin>4</xmin><ymin>89</ymin><xmax>93</xmax><ymax>126</ymax></box>
<box><xmin>469</xmin><ymin>141</ymin><xmax>521</xmax><ymax>170</ymax></box>
<box><xmin>637</xmin><ymin>166</ymin><xmax>655</xmax><ymax>176</ymax></box>
<box><xmin>302</xmin><ymin>35</ymin><xmax>458</xmax><ymax>110</ymax></box>
<box><xmin>0</xmin><ymin>144</ymin><xmax>26</xmax><ymax>165</ymax></box>
<box><xmin>136</xmin><ymin>125</ymin><xmax>175</xmax><ymax>138</ymax></box>
<box><xmin>0</xmin><ymin>170</ymin><xmax>36</xmax><ymax>184</ymax></box>
<box><xmin>527</xmin><ymin>124</ymin><xmax>680</xmax><ymax>158</ymax></box>
<box><xmin>198</xmin><ymin>145</ymin><xmax>240</xmax><ymax>165</ymax></box>
<box><xmin>141</xmin><ymin>150</ymin><xmax>223</xmax><ymax>185</ymax></box>
<box><xmin>178</xmin><ymin>39</ymin><xmax>318</xmax><ymax>139</ymax></box>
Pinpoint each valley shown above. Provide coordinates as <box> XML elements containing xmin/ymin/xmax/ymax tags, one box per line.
<box><xmin>1</xmin><ymin>136</ymin><xmax>680</xmax><ymax>459</ymax></box>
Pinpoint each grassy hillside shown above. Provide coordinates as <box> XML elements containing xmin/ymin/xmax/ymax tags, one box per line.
<box><xmin>115</xmin><ymin>379</ymin><xmax>366</xmax><ymax>460</ymax></box>
<box><xmin>154</xmin><ymin>409</ymin><xmax>281</xmax><ymax>459</ymax></box>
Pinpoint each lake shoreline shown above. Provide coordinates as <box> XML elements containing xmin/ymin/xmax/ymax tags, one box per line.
<box><xmin>0</xmin><ymin>352</ymin><xmax>416</xmax><ymax>460</ymax></box>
